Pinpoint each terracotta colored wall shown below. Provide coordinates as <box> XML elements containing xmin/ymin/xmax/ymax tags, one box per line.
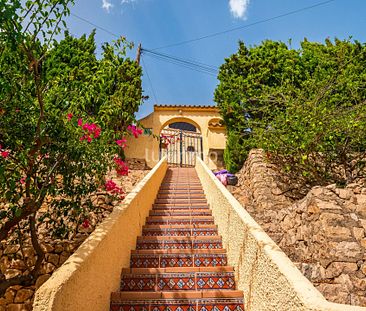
<box><xmin>33</xmin><ymin>158</ymin><xmax>168</xmax><ymax>311</ymax></box>
<box><xmin>195</xmin><ymin>157</ymin><xmax>366</xmax><ymax>311</ymax></box>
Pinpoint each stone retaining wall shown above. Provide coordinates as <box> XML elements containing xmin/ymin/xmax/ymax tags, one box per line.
<box><xmin>195</xmin><ymin>156</ymin><xmax>366</xmax><ymax>311</ymax></box>
<box><xmin>231</xmin><ymin>150</ymin><xmax>366</xmax><ymax>306</ymax></box>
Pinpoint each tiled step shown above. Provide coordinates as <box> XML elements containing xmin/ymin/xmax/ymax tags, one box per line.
<box><xmin>159</xmin><ymin>186</ymin><xmax>203</xmax><ymax>190</ymax></box>
<box><xmin>136</xmin><ymin>236</ymin><xmax>223</xmax><ymax>250</ymax></box>
<box><xmin>110</xmin><ymin>168</ymin><xmax>244</xmax><ymax>311</ymax></box>
<box><xmin>145</xmin><ymin>216</ymin><xmax>214</xmax><ymax>225</ymax></box>
<box><xmin>149</xmin><ymin>209</ymin><xmax>212</xmax><ymax>217</ymax></box>
<box><xmin>153</xmin><ymin>204</ymin><xmax>210</xmax><ymax>210</ymax></box>
<box><xmin>157</xmin><ymin>193</ymin><xmax>206</xmax><ymax>200</ymax></box>
<box><xmin>158</xmin><ymin>190</ymin><xmax>204</xmax><ymax>195</ymax></box>
<box><xmin>151</xmin><ymin>207</ymin><xmax>210</xmax><ymax>211</ymax></box>
<box><xmin>130</xmin><ymin>250</ymin><xmax>228</xmax><ymax>268</ymax></box>
<box><xmin>120</xmin><ymin>267</ymin><xmax>235</xmax><ymax>291</ymax></box>
<box><xmin>110</xmin><ymin>291</ymin><xmax>244</xmax><ymax>311</ymax></box>
<box><xmin>155</xmin><ymin>200</ymin><xmax>208</xmax><ymax>206</ymax></box>
<box><xmin>142</xmin><ymin>227</ymin><xmax>217</xmax><ymax>237</ymax></box>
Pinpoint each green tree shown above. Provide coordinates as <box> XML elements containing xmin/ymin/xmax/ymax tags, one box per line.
<box><xmin>0</xmin><ymin>0</ymin><xmax>143</xmax><ymax>294</ymax></box>
<box><xmin>215</xmin><ymin>40</ymin><xmax>301</xmax><ymax>171</ymax></box>
<box><xmin>215</xmin><ymin>39</ymin><xmax>366</xmax><ymax>193</ymax></box>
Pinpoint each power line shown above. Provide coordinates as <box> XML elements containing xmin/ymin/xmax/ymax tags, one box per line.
<box><xmin>150</xmin><ymin>0</ymin><xmax>337</xmax><ymax>50</ymax></box>
<box><xmin>142</xmin><ymin>49</ymin><xmax>218</xmax><ymax>76</ymax></box>
<box><xmin>141</xmin><ymin>57</ymin><xmax>159</xmax><ymax>104</ymax></box>
<box><xmin>142</xmin><ymin>52</ymin><xmax>217</xmax><ymax>77</ymax></box>
<box><xmin>142</xmin><ymin>48</ymin><xmax>219</xmax><ymax>71</ymax></box>
<box><xmin>70</xmin><ymin>13</ymin><xmax>119</xmax><ymax>38</ymax></box>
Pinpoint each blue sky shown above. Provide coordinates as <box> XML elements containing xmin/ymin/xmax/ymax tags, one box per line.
<box><xmin>65</xmin><ymin>0</ymin><xmax>366</xmax><ymax>119</ymax></box>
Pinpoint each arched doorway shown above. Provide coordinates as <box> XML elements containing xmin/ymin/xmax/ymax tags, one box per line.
<box><xmin>160</xmin><ymin>120</ymin><xmax>203</xmax><ymax>167</ymax></box>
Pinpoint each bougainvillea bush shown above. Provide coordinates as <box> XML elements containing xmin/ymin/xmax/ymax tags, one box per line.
<box><xmin>0</xmin><ymin>0</ymin><xmax>143</xmax><ymax>294</ymax></box>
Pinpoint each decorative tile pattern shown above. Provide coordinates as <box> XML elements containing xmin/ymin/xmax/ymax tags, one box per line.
<box><xmin>150</xmin><ymin>300</ymin><xmax>197</xmax><ymax>311</ymax></box>
<box><xmin>142</xmin><ymin>228</ymin><xmax>218</xmax><ymax>237</ymax></box>
<box><xmin>120</xmin><ymin>274</ymin><xmax>156</xmax><ymax>291</ymax></box>
<box><xmin>110</xmin><ymin>303</ymin><xmax>149</xmax><ymax>311</ymax></box>
<box><xmin>193</xmin><ymin>254</ymin><xmax>227</xmax><ymax>267</ymax></box>
<box><xmin>130</xmin><ymin>255</ymin><xmax>160</xmax><ymax>268</ymax></box>
<box><xmin>196</xmin><ymin>272</ymin><xmax>235</xmax><ymax>290</ymax></box>
<box><xmin>160</xmin><ymin>255</ymin><xmax>193</xmax><ymax>268</ymax></box>
<box><xmin>111</xmin><ymin>299</ymin><xmax>244</xmax><ymax>311</ymax></box>
<box><xmin>193</xmin><ymin>240</ymin><xmax>223</xmax><ymax>249</ymax></box>
<box><xmin>157</xmin><ymin>273</ymin><xmax>195</xmax><ymax>291</ymax></box>
<box><xmin>198</xmin><ymin>299</ymin><xmax>244</xmax><ymax>311</ymax></box>
<box><xmin>135</xmin><ymin>241</ymin><xmax>164</xmax><ymax>250</ymax></box>
<box><xmin>145</xmin><ymin>219</ymin><xmax>215</xmax><ymax>225</ymax></box>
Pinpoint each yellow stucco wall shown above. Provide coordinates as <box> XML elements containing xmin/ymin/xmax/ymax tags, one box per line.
<box><xmin>195</xmin><ymin>157</ymin><xmax>366</xmax><ymax>311</ymax></box>
<box><xmin>33</xmin><ymin>157</ymin><xmax>168</xmax><ymax>311</ymax></box>
<box><xmin>124</xmin><ymin>105</ymin><xmax>226</xmax><ymax>169</ymax></box>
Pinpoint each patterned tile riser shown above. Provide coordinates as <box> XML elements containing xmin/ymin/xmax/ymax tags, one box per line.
<box><xmin>155</xmin><ymin>200</ymin><xmax>208</xmax><ymax>205</ymax></box>
<box><xmin>130</xmin><ymin>255</ymin><xmax>227</xmax><ymax>268</ymax></box>
<box><xmin>135</xmin><ymin>241</ymin><xmax>223</xmax><ymax>250</ymax></box>
<box><xmin>152</xmin><ymin>206</ymin><xmax>210</xmax><ymax>210</ymax></box>
<box><xmin>120</xmin><ymin>272</ymin><xmax>235</xmax><ymax>291</ymax></box>
<box><xmin>110</xmin><ymin>299</ymin><xmax>244</xmax><ymax>311</ymax></box>
<box><xmin>142</xmin><ymin>229</ymin><xmax>218</xmax><ymax>237</ymax></box>
<box><xmin>145</xmin><ymin>220</ymin><xmax>215</xmax><ymax>225</ymax></box>
<box><xmin>149</xmin><ymin>212</ymin><xmax>212</xmax><ymax>217</ymax></box>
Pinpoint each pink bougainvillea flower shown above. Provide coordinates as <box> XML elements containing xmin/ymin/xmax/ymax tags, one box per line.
<box><xmin>82</xmin><ymin>219</ymin><xmax>90</xmax><ymax>229</ymax></box>
<box><xmin>113</xmin><ymin>157</ymin><xmax>129</xmax><ymax>176</ymax></box>
<box><xmin>105</xmin><ymin>179</ymin><xmax>125</xmax><ymax>199</ymax></box>
<box><xmin>79</xmin><ymin>121</ymin><xmax>101</xmax><ymax>143</ymax></box>
<box><xmin>127</xmin><ymin>125</ymin><xmax>143</xmax><ymax>138</ymax></box>
<box><xmin>20</xmin><ymin>177</ymin><xmax>26</xmax><ymax>184</ymax></box>
<box><xmin>1</xmin><ymin>151</ymin><xmax>9</xmax><ymax>158</ymax></box>
<box><xmin>94</xmin><ymin>126</ymin><xmax>101</xmax><ymax>139</ymax></box>
<box><xmin>116</xmin><ymin>138</ymin><xmax>127</xmax><ymax>148</ymax></box>
<box><xmin>67</xmin><ymin>113</ymin><xmax>73</xmax><ymax>121</ymax></box>
<box><xmin>105</xmin><ymin>179</ymin><xmax>117</xmax><ymax>191</ymax></box>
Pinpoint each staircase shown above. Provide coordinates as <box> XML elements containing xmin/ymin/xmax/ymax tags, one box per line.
<box><xmin>110</xmin><ymin>167</ymin><xmax>245</xmax><ymax>311</ymax></box>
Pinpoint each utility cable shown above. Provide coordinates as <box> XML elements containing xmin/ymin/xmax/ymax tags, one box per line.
<box><xmin>141</xmin><ymin>57</ymin><xmax>159</xmax><ymax>104</ymax></box>
<box><xmin>142</xmin><ymin>49</ymin><xmax>218</xmax><ymax>77</ymax></box>
<box><xmin>70</xmin><ymin>13</ymin><xmax>120</xmax><ymax>38</ymax></box>
<box><xmin>150</xmin><ymin>0</ymin><xmax>337</xmax><ymax>50</ymax></box>
<box><xmin>142</xmin><ymin>48</ymin><xmax>219</xmax><ymax>71</ymax></box>
<box><xmin>142</xmin><ymin>52</ymin><xmax>218</xmax><ymax>77</ymax></box>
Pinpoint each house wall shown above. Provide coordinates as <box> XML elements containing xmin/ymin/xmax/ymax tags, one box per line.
<box><xmin>124</xmin><ymin>105</ymin><xmax>227</xmax><ymax>169</ymax></box>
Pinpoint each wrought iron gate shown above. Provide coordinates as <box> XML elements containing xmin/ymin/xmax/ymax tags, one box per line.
<box><xmin>159</xmin><ymin>128</ymin><xmax>203</xmax><ymax>167</ymax></box>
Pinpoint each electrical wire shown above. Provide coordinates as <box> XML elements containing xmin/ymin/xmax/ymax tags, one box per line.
<box><xmin>150</xmin><ymin>0</ymin><xmax>337</xmax><ymax>50</ymax></box>
<box><xmin>142</xmin><ymin>52</ymin><xmax>218</xmax><ymax>77</ymax></box>
<box><xmin>142</xmin><ymin>48</ymin><xmax>219</xmax><ymax>71</ymax></box>
<box><xmin>70</xmin><ymin>13</ymin><xmax>120</xmax><ymax>38</ymax></box>
<box><xmin>141</xmin><ymin>57</ymin><xmax>159</xmax><ymax>104</ymax></box>
<box><xmin>142</xmin><ymin>49</ymin><xmax>218</xmax><ymax>76</ymax></box>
